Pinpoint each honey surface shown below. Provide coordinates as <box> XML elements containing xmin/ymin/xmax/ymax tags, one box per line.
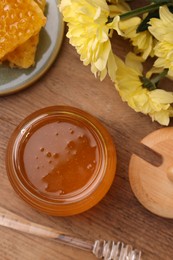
<box><xmin>20</xmin><ymin>119</ymin><xmax>99</xmax><ymax>196</ymax></box>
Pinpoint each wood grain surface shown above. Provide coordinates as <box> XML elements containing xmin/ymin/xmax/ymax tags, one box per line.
<box><xmin>1</xmin><ymin>1</ymin><xmax>173</xmax><ymax>259</ymax></box>
<box><xmin>129</xmin><ymin>128</ymin><xmax>173</xmax><ymax>219</ymax></box>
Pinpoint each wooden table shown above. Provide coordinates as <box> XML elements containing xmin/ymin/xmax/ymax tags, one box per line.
<box><xmin>1</xmin><ymin>3</ymin><xmax>173</xmax><ymax>260</ymax></box>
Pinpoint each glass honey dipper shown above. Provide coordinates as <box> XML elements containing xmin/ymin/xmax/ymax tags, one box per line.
<box><xmin>0</xmin><ymin>206</ymin><xmax>142</xmax><ymax>260</ymax></box>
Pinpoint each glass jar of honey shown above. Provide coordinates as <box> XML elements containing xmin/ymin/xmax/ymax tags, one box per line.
<box><xmin>6</xmin><ymin>106</ymin><xmax>116</xmax><ymax>216</ymax></box>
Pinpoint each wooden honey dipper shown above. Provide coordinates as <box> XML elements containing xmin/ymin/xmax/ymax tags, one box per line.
<box><xmin>0</xmin><ymin>206</ymin><xmax>142</xmax><ymax>260</ymax></box>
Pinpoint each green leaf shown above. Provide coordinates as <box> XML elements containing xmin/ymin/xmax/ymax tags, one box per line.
<box><xmin>140</xmin><ymin>76</ymin><xmax>157</xmax><ymax>91</ymax></box>
<box><xmin>136</xmin><ymin>4</ymin><xmax>173</xmax><ymax>32</ymax></box>
<box><xmin>140</xmin><ymin>69</ymin><xmax>168</xmax><ymax>91</ymax></box>
<box><xmin>137</xmin><ymin>10</ymin><xmax>160</xmax><ymax>32</ymax></box>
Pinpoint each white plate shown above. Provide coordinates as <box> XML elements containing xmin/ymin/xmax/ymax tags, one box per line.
<box><xmin>0</xmin><ymin>0</ymin><xmax>64</xmax><ymax>96</ymax></box>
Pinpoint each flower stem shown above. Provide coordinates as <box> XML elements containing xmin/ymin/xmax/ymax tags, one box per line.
<box><xmin>120</xmin><ymin>1</ymin><xmax>172</xmax><ymax>20</ymax></box>
<box><xmin>151</xmin><ymin>69</ymin><xmax>168</xmax><ymax>84</ymax></box>
<box><xmin>140</xmin><ymin>69</ymin><xmax>168</xmax><ymax>91</ymax></box>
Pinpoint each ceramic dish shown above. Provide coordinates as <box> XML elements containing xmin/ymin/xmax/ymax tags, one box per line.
<box><xmin>0</xmin><ymin>0</ymin><xmax>64</xmax><ymax>96</ymax></box>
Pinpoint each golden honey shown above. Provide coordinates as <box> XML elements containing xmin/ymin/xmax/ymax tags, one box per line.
<box><xmin>6</xmin><ymin>106</ymin><xmax>116</xmax><ymax>216</ymax></box>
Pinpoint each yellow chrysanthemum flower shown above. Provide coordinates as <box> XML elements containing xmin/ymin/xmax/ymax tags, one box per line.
<box><xmin>149</xmin><ymin>6</ymin><xmax>173</xmax><ymax>77</ymax></box>
<box><xmin>114</xmin><ymin>53</ymin><xmax>173</xmax><ymax>125</ymax></box>
<box><xmin>115</xmin><ymin>17</ymin><xmax>154</xmax><ymax>60</ymax></box>
<box><xmin>59</xmin><ymin>0</ymin><xmax>129</xmax><ymax>81</ymax></box>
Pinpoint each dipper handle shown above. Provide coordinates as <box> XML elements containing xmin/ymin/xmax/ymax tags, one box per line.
<box><xmin>0</xmin><ymin>206</ymin><xmax>142</xmax><ymax>259</ymax></box>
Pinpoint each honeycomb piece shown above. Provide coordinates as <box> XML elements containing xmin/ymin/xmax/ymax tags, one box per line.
<box><xmin>3</xmin><ymin>0</ymin><xmax>46</xmax><ymax>68</ymax></box>
<box><xmin>4</xmin><ymin>36</ymin><xmax>40</xmax><ymax>68</ymax></box>
<box><xmin>35</xmin><ymin>0</ymin><xmax>46</xmax><ymax>9</ymax></box>
<box><xmin>0</xmin><ymin>0</ymin><xmax>46</xmax><ymax>60</ymax></box>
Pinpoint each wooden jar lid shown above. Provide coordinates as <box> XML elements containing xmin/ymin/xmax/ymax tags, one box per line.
<box><xmin>129</xmin><ymin>127</ymin><xmax>173</xmax><ymax>218</ymax></box>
